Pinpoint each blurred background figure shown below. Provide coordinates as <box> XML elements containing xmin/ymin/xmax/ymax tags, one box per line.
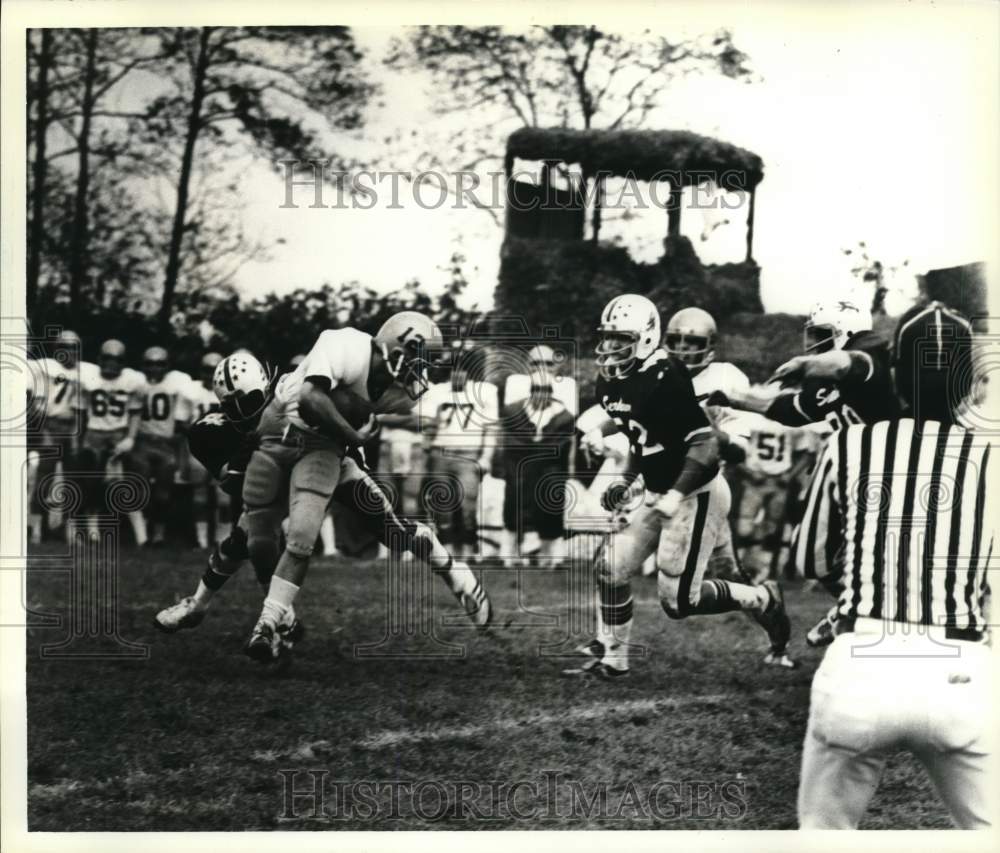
<box><xmin>496</xmin><ymin>344</ymin><xmax>575</xmax><ymax>562</ymax></box>
<box><xmin>133</xmin><ymin>346</ymin><xmax>193</xmax><ymax>547</ymax></box>
<box><xmin>729</xmin><ymin>414</ymin><xmax>820</xmax><ymax>583</ymax></box>
<box><xmin>74</xmin><ymin>339</ymin><xmax>146</xmax><ymax>543</ymax></box>
<box><xmin>420</xmin><ymin>340</ymin><xmax>498</xmax><ymax>558</ymax></box>
<box><xmin>27</xmin><ymin>330</ymin><xmax>92</xmax><ymax>543</ymax></box>
<box><xmin>175</xmin><ymin>351</ymin><xmax>224</xmax><ymax>548</ymax></box>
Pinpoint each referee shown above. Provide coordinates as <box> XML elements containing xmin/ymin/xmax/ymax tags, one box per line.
<box><xmin>796</xmin><ymin>302</ymin><xmax>994</xmax><ymax>829</ymax></box>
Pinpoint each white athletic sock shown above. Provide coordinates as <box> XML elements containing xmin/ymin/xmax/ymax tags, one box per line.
<box><xmin>726</xmin><ymin>582</ymin><xmax>770</xmax><ymax>613</ymax></box>
<box><xmin>192</xmin><ymin>580</ymin><xmax>213</xmax><ymax>610</ymax></box>
<box><xmin>195</xmin><ymin>521</ymin><xmax>209</xmax><ymax>550</ymax></box>
<box><xmin>444</xmin><ymin>559</ymin><xmax>478</xmax><ymax>597</ymax></box>
<box><xmin>598</xmin><ymin>581</ymin><xmax>634</xmax><ymax>671</ymax></box>
<box><xmin>261</xmin><ymin>575</ymin><xmax>299</xmax><ymax>626</ymax></box>
<box><xmin>595</xmin><ymin>589</ymin><xmax>616</xmax><ymax>649</ymax></box>
<box><xmin>128</xmin><ymin>511</ymin><xmax>148</xmax><ymax>546</ymax></box>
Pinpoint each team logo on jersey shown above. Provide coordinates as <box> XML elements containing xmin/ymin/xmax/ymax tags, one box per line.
<box><xmin>603</xmin><ymin>397</ymin><xmax>631</xmax><ymax>414</ymax></box>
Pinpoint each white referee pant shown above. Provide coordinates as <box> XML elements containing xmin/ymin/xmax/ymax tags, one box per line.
<box><xmin>798</xmin><ymin>618</ymin><xmax>993</xmax><ymax>829</ymax></box>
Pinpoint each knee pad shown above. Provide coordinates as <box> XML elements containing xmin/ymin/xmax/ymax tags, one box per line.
<box><xmin>245</xmin><ymin>508</ymin><xmax>280</xmax><ymax>573</ymax></box>
<box><xmin>243</xmin><ymin>451</ymin><xmax>284</xmax><ymax>508</ymax></box>
<box><xmin>409</xmin><ymin>522</ymin><xmax>435</xmax><ymax>562</ymax></box>
<box><xmin>595</xmin><ymin>540</ymin><xmax>634</xmax><ymax>585</ymax></box>
<box><xmin>221</xmin><ymin>523</ymin><xmax>250</xmax><ymax>561</ymax></box>
<box><xmin>658</xmin><ymin>574</ymin><xmax>691</xmax><ymax>620</ymax></box>
<box><xmin>285</xmin><ymin>495</ymin><xmax>330</xmax><ymax>558</ymax></box>
<box><xmin>283</xmin><ymin>530</ymin><xmax>315</xmax><ymax>558</ymax></box>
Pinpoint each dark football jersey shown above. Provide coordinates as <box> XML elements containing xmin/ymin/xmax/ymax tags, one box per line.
<box><xmin>187</xmin><ymin>411</ymin><xmax>257</xmax><ymax>494</ymax></box>
<box><xmin>596</xmin><ymin>350</ymin><xmax>712</xmax><ymax>493</ymax></box>
<box><xmin>766</xmin><ymin>330</ymin><xmax>899</xmax><ymax>431</ymax></box>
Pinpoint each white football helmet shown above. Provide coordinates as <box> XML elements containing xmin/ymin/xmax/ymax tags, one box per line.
<box><xmin>374</xmin><ymin>311</ymin><xmax>444</xmax><ymax>400</ymax></box>
<box><xmin>143</xmin><ymin>346</ymin><xmax>169</xmax><ymax>382</ymax></box>
<box><xmin>665</xmin><ymin>307</ymin><xmax>717</xmax><ymax>370</ymax></box>
<box><xmin>213</xmin><ymin>352</ymin><xmax>274</xmax><ymax>427</ymax></box>
<box><xmin>804</xmin><ymin>299</ymin><xmax>872</xmax><ymax>353</ymax></box>
<box><xmin>99</xmin><ymin>339</ymin><xmax>127</xmax><ymax>379</ymax></box>
<box><xmin>595</xmin><ymin>294</ymin><xmax>661</xmax><ymax>380</ymax></box>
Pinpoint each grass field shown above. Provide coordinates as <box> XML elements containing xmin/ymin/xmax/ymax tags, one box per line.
<box><xmin>25</xmin><ymin>541</ymin><xmax>953</xmax><ymax>830</ymax></box>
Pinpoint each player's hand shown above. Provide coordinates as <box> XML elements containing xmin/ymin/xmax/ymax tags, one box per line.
<box><xmin>601</xmin><ymin>480</ymin><xmax>632</xmax><ymax>512</ymax></box>
<box><xmin>348</xmin><ymin>413</ymin><xmax>381</xmax><ymax>445</ymax></box>
<box><xmin>581</xmin><ymin>428</ymin><xmax>606</xmax><ymax>457</ymax></box>
<box><xmin>113</xmin><ymin>436</ymin><xmax>134</xmax><ymax>457</ymax></box>
<box><xmin>651</xmin><ymin>489</ymin><xmax>683</xmax><ymax>519</ymax></box>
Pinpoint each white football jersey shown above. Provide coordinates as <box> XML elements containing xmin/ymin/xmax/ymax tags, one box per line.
<box><xmin>732</xmin><ymin>412</ymin><xmax>814</xmax><ymax>478</ymax></box>
<box><xmin>420</xmin><ymin>380</ymin><xmax>499</xmax><ymax>450</ymax></box>
<box><xmin>138</xmin><ymin>369</ymin><xmax>193</xmax><ymax>439</ymax></box>
<box><xmin>274</xmin><ymin>328</ymin><xmax>378</xmax><ymax>434</ymax></box>
<box><xmin>176</xmin><ymin>379</ymin><xmax>218</xmax><ymax>424</ymax></box>
<box><xmin>33</xmin><ymin>358</ymin><xmax>98</xmax><ymax>420</ymax></box>
<box><xmin>78</xmin><ymin>367</ymin><xmax>145</xmax><ymax>433</ymax></box>
<box><xmin>504</xmin><ymin>373</ymin><xmax>578</xmax><ymax>416</ymax></box>
<box><xmin>690</xmin><ymin>361</ymin><xmax>750</xmax><ymax>440</ymax></box>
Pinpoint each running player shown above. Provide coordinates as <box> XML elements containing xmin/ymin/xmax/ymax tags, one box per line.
<box><xmin>569</xmin><ymin>294</ymin><xmax>791</xmax><ymax>679</ymax></box>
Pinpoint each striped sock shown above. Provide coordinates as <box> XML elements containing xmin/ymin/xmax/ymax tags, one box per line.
<box><xmin>598</xmin><ymin>580</ymin><xmax>633</xmax><ymax>670</ymax></box>
<box><xmin>690</xmin><ymin>580</ymin><xmax>768</xmax><ymax>615</ymax></box>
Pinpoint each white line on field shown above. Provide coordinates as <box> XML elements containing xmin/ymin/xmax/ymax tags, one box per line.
<box><xmin>357</xmin><ymin>690</ymin><xmax>775</xmax><ymax>751</ymax></box>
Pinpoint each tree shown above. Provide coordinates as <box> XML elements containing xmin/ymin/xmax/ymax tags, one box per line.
<box><xmin>384</xmin><ymin>26</ymin><xmax>754</xmax><ymax>227</ymax></box>
<box><xmin>26</xmin><ymin>29</ymin><xmax>55</xmax><ymax>315</ymax></box>
<box><xmin>842</xmin><ymin>241</ymin><xmax>909</xmax><ymax>316</ymax></box>
<box><xmin>134</xmin><ymin>26</ymin><xmax>374</xmax><ymax>333</ymax></box>
<box><xmin>27</xmin><ymin>28</ymin><xmax>175</xmax><ymax>314</ymax></box>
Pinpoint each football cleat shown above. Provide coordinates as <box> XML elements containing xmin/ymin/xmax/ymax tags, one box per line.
<box><xmin>576</xmin><ymin>638</ymin><xmax>606</xmax><ymax>659</ymax></box>
<box><xmin>758</xmin><ymin>580</ymin><xmax>792</xmax><ymax>656</ymax></box>
<box><xmin>244</xmin><ymin>618</ymin><xmax>282</xmax><ymax>663</ymax></box>
<box><xmin>154</xmin><ymin>596</ymin><xmax>206</xmax><ymax>633</ymax></box>
<box><xmin>590</xmin><ymin>661</ymin><xmax>631</xmax><ymax>680</ymax></box>
<box><xmin>763</xmin><ymin>650</ymin><xmax>798</xmax><ymax>669</ymax></box>
<box><xmin>806</xmin><ymin>605</ymin><xmax>840</xmax><ymax>648</ymax></box>
<box><xmin>456</xmin><ymin>582</ymin><xmax>493</xmax><ymax>630</ymax></box>
<box><xmin>277</xmin><ymin>606</ymin><xmax>306</xmax><ymax>647</ymax></box>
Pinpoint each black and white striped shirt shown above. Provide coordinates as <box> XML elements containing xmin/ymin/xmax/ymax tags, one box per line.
<box><xmin>798</xmin><ymin>418</ymin><xmax>994</xmax><ymax>632</ymax></box>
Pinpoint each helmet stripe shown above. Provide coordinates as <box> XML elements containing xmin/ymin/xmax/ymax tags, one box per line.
<box><xmin>222</xmin><ymin>357</ymin><xmax>236</xmax><ymax>392</ymax></box>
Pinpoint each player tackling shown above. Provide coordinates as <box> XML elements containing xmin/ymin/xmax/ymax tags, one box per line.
<box><xmin>238</xmin><ymin>312</ymin><xmax>492</xmax><ymax>661</ymax></box>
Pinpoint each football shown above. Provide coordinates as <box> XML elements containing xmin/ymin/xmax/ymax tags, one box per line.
<box><xmin>328</xmin><ymin>385</ymin><xmax>375</xmax><ymax>429</ymax></box>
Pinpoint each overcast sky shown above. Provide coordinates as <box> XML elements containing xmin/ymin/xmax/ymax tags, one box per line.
<box><xmin>227</xmin><ymin>4</ymin><xmax>998</xmax><ymax>316</ymax></box>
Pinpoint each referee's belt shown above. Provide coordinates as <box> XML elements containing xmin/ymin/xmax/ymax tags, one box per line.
<box><xmin>835</xmin><ymin>615</ymin><xmax>987</xmax><ymax>645</ymax></box>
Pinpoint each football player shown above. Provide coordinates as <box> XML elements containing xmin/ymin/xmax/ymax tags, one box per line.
<box><xmin>724</xmin><ymin>299</ymin><xmax>898</xmax><ymax>430</ymax></box>
<box><xmin>132</xmin><ymin>346</ymin><xmax>194</xmax><ymax>546</ymax></box>
<box><xmin>572</xmin><ymin>294</ymin><xmax>790</xmax><ymax>679</ymax></box>
<box><xmin>663</xmin><ymin>306</ymin><xmax>798</xmax><ymax>665</ymax></box>
<box><xmin>28</xmin><ymin>330</ymin><xmax>94</xmax><ymax>540</ymax></box>
<box><xmin>74</xmin><ymin>339</ymin><xmax>147</xmax><ymax>543</ymax></box>
<box><xmin>725</xmin><ymin>298</ymin><xmax>899</xmax><ymax>646</ymax></box>
<box><xmin>240</xmin><ymin>313</ymin><xmax>493</xmax><ymax>662</ymax></box>
<box><xmin>175</xmin><ymin>352</ymin><xmax>225</xmax><ymax>548</ymax></box>
<box><xmin>155</xmin><ymin>352</ymin><xmax>303</xmax><ymax>638</ymax></box>
<box><xmin>420</xmin><ymin>340</ymin><xmax>498</xmax><ymax>558</ymax></box>
<box><xmin>729</xmin><ymin>413</ymin><xmax>819</xmax><ymax>582</ymax></box>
